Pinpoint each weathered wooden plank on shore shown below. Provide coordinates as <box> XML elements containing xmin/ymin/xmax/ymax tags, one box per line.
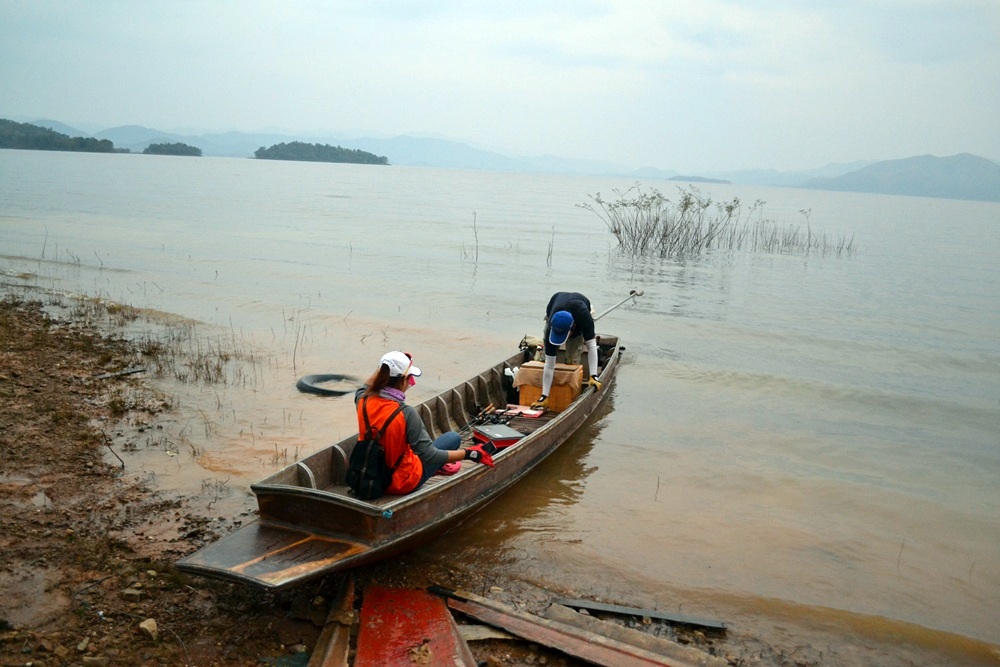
<box><xmin>429</xmin><ymin>585</ymin><xmax>681</xmax><ymax>667</ymax></box>
<box><xmin>552</xmin><ymin>597</ymin><xmax>727</xmax><ymax>630</ymax></box>
<box><xmin>457</xmin><ymin>624</ymin><xmax>517</xmax><ymax>642</ymax></box>
<box><xmin>544</xmin><ymin>603</ymin><xmax>729</xmax><ymax>667</ymax></box>
<box><xmin>307</xmin><ymin>576</ymin><xmax>355</xmax><ymax>667</ymax></box>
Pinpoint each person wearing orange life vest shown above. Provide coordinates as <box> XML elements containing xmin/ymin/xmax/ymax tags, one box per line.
<box><xmin>530</xmin><ymin>292</ymin><xmax>602</xmax><ymax>411</ymax></box>
<box><xmin>354</xmin><ymin>351</ymin><xmax>494</xmax><ymax>494</ymax></box>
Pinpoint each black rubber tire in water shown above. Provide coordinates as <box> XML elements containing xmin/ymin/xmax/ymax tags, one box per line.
<box><xmin>296</xmin><ymin>374</ymin><xmax>360</xmax><ymax>397</ymax></box>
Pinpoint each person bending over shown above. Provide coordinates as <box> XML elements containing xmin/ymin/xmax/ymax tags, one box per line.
<box><xmin>531</xmin><ymin>292</ymin><xmax>602</xmax><ymax>410</ymax></box>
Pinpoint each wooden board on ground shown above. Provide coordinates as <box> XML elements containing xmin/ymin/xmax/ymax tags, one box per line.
<box><xmin>457</xmin><ymin>624</ymin><xmax>517</xmax><ymax>642</ymax></box>
<box><xmin>552</xmin><ymin>597</ymin><xmax>727</xmax><ymax>630</ymax></box>
<box><xmin>543</xmin><ymin>603</ymin><xmax>729</xmax><ymax>667</ymax></box>
<box><xmin>429</xmin><ymin>585</ymin><xmax>680</xmax><ymax>667</ymax></box>
<box><xmin>307</xmin><ymin>576</ymin><xmax>356</xmax><ymax>667</ymax></box>
<box><xmin>354</xmin><ymin>585</ymin><xmax>477</xmax><ymax>667</ymax></box>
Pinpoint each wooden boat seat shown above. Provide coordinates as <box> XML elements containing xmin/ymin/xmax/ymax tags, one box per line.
<box><xmin>296</xmin><ymin>461</ymin><xmax>317</xmax><ymax>489</ymax></box>
<box><xmin>330</xmin><ymin>443</ymin><xmax>348</xmax><ymax>484</ymax></box>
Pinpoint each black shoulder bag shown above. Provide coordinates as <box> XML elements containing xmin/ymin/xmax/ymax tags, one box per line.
<box><xmin>346</xmin><ymin>397</ymin><xmax>406</xmax><ymax>500</ymax></box>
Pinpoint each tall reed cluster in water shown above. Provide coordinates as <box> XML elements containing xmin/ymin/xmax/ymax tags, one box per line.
<box><xmin>581</xmin><ymin>185</ymin><xmax>856</xmax><ymax>258</ymax></box>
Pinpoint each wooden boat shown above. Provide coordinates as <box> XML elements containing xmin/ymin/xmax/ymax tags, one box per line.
<box><xmin>176</xmin><ymin>334</ymin><xmax>623</xmax><ymax>590</ymax></box>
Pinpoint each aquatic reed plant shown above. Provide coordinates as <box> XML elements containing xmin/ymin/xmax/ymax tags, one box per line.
<box><xmin>580</xmin><ymin>184</ymin><xmax>857</xmax><ymax>258</ymax></box>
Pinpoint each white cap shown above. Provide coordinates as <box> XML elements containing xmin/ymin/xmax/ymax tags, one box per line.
<box><xmin>379</xmin><ymin>351</ymin><xmax>421</xmax><ymax>377</ymax></box>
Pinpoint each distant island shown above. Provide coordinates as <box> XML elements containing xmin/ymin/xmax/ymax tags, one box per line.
<box><xmin>0</xmin><ymin>119</ymin><xmax>118</xmax><ymax>153</ymax></box>
<box><xmin>668</xmin><ymin>175</ymin><xmax>731</xmax><ymax>184</ymax></box>
<box><xmin>143</xmin><ymin>142</ymin><xmax>201</xmax><ymax>157</ymax></box>
<box><xmin>254</xmin><ymin>141</ymin><xmax>388</xmax><ymax>165</ymax></box>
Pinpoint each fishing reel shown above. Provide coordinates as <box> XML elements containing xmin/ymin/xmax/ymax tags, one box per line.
<box><xmin>468</xmin><ymin>403</ymin><xmax>512</xmax><ymax>427</ymax></box>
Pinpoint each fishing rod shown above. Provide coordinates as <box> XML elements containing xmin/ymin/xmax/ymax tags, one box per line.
<box><xmin>594</xmin><ymin>289</ymin><xmax>643</xmax><ymax>321</ymax></box>
<box><xmin>458</xmin><ymin>403</ymin><xmax>503</xmax><ymax>435</ymax></box>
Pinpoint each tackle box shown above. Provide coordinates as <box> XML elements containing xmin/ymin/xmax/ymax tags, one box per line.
<box><xmin>472</xmin><ymin>424</ymin><xmax>525</xmax><ymax>452</ymax></box>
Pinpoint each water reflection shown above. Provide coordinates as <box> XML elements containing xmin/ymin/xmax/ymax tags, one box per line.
<box><xmin>415</xmin><ymin>397</ymin><xmax>613</xmax><ymax>563</ymax></box>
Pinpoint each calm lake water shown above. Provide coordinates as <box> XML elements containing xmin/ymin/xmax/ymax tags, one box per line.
<box><xmin>2</xmin><ymin>150</ymin><xmax>999</xmax><ymax>665</ymax></box>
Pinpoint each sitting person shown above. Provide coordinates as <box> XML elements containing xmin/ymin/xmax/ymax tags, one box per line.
<box><xmin>355</xmin><ymin>351</ymin><xmax>493</xmax><ymax>494</ymax></box>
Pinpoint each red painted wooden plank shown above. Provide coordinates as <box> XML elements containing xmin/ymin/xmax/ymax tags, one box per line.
<box><xmin>354</xmin><ymin>586</ymin><xmax>477</xmax><ymax>667</ymax></box>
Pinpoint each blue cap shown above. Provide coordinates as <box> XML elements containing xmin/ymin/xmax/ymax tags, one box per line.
<box><xmin>548</xmin><ymin>310</ymin><xmax>574</xmax><ymax>345</ymax></box>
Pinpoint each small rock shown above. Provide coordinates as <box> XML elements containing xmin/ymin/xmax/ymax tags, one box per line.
<box><xmin>138</xmin><ymin>618</ymin><xmax>158</xmax><ymax>642</ymax></box>
<box><xmin>77</xmin><ymin>637</ymin><xmax>90</xmax><ymax>652</ymax></box>
<box><xmin>121</xmin><ymin>588</ymin><xmax>143</xmax><ymax>602</ymax></box>
<box><xmin>81</xmin><ymin>657</ymin><xmax>109</xmax><ymax>667</ymax></box>
<box><xmin>288</xmin><ymin>644</ymin><xmax>308</xmax><ymax>654</ymax></box>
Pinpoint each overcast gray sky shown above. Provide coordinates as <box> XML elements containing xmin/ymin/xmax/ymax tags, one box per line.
<box><xmin>2</xmin><ymin>1</ymin><xmax>998</xmax><ymax>172</ymax></box>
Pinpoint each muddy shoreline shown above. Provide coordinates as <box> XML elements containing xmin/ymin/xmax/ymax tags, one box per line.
<box><xmin>3</xmin><ymin>291</ymin><xmax>995</xmax><ymax>667</ymax></box>
<box><xmin>1</xmin><ymin>294</ymin><xmax>740</xmax><ymax>666</ymax></box>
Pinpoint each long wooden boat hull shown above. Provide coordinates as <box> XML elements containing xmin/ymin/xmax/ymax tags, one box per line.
<box><xmin>177</xmin><ymin>335</ymin><xmax>622</xmax><ymax>590</ymax></box>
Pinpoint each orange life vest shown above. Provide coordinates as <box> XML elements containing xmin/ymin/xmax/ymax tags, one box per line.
<box><xmin>356</xmin><ymin>395</ymin><xmax>422</xmax><ymax>494</ymax></box>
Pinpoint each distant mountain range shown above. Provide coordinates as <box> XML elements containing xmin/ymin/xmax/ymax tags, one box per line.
<box><xmin>798</xmin><ymin>153</ymin><xmax>1000</xmax><ymax>203</ymax></box>
<box><xmin>21</xmin><ymin>118</ymin><xmax>1000</xmax><ymax>203</ymax></box>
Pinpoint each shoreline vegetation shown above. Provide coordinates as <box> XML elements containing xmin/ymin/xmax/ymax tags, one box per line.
<box><xmin>584</xmin><ymin>184</ymin><xmax>857</xmax><ymax>258</ymax></box>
